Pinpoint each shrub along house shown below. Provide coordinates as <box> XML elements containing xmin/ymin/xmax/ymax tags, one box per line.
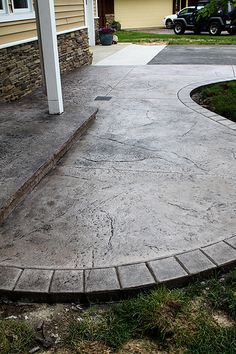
<box><xmin>97</xmin><ymin>0</ymin><xmax>198</xmax><ymax>28</ymax></box>
<box><xmin>0</xmin><ymin>0</ymin><xmax>98</xmax><ymax>102</ymax></box>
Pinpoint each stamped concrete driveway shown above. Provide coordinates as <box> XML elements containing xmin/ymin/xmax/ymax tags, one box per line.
<box><xmin>0</xmin><ymin>64</ymin><xmax>236</xmax><ymax>297</ymax></box>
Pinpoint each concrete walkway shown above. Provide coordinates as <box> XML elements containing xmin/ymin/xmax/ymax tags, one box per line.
<box><xmin>91</xmin><ymin>43</ymin><xmax>130</xmax><ymax>65</ymax></box>
<box><xmin>0</xmin><ymin>62</ymin><xmax>236</xmax><ymax>301</ymax></box>
<box><xmin>93</xmin><ymin>44</ymin><xmax>166</xmax><ymax>66</ymax></box>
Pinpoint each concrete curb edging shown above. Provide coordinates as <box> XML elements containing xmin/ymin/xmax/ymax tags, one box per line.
<box><xmin>1</xmin><ymin>237</ymin><xmax>236</xmax><ymax>303</ymax></box>
<box><xmin>177</xmin><ymin>77</ymin><xmax>236</xmax><ymax>131</ymax></box>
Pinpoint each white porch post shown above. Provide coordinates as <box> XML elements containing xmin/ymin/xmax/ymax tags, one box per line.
<box><xmin>35</xmin><ymin>0</ymin><xmax>64</xmax><ymax>115</ymax></box>
<box><xmin>85</xmin><ymin>0</ymin><xmax>96</xmax><ymax>46</ymax></box>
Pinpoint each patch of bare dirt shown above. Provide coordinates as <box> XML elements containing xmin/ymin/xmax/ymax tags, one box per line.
<box><xmin>137</xmin><ymin>41</ymin><xmax>168</xmax><ymax>45</ymax></box>
<box><xmin>213</xmin><ymin>312</ymin><xmax>235</xmax><ymax>328</ymax></box>
<box><xmin>69</xmin><ymin>339</ymin><xmax>166</xmax><ymax>354</ymax></box>
<box><xmin>0</xmin><ymin>303</ymin><xmax>86</xmax><ymax>352</ymax></box>
<box><xmin>191</xmin><ymin>91</ymin><xmax>209</xmax><ymax>109</ymax></box>
<box><xmin>41</xmin><ymin>350</ymin><xmax>73</xmax><ymax>354</ymax></box>
<box><xmin>118</xmin><ymin>339</ymin><xmax>167</xmax><ymax>354</ymax></box>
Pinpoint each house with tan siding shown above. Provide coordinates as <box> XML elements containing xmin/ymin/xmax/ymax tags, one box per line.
<box><xmin>97</xmin><ymin>0</ymin><xmax>198</xmax><ymax>28</ymax></box>
<box><xmin>0</xmin><ymin>0</ymin><xmax>98</xmax><ymax>102</ymax></box>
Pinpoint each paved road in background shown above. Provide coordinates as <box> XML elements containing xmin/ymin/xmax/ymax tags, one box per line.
<box><xmin>148</xmin><ymin>45</ymin><xmax>236</xmax><ymax>65</ymax></box>
<box><xmin>131</xmin><ymin>28</ymin><xmax>236</xmax><ymax>66</ymax></box>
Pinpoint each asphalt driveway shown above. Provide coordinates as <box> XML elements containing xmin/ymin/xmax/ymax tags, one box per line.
<box><xmin>148</xmin><ymin>45</ymin><xmax>236</xmax><ymax>65</ymax></box>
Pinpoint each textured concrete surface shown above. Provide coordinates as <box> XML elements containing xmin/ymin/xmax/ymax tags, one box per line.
<box><xmin>118</xmin><ymin>264</ymin><xmax>155</xmax><ymax>289</ymax></box>
<box><xmin>176</xmin><ymin>250</ymin><xmax>216</xmax><ymax>274</ymax></box>
<box><xmin>148</xmin><ymin>45</ymin><xmax>236</xmax><ymax>65</ymax></box>
<box><xmin>94</xmin><ymin>44</ymin><xmax>166</xmax><ymax>66</ymax></box>
<box><xmin>0</xmin><ymin>63</ymin><xmax>236</xmax><ymax>300</ymax></box>
<box><xmin>0</xmin><ymin>266</ymin><xmax>22</xmax><ymax>291</ymax></box>
<box><xmin>0</xmin><ymin>80</ymin><xmax>97</xmax><ymax>224</ymax></box>
<box><xmin>85</xmin><ymin>268</ymin><xmax>120</xmax><ymax>293</ymax></box>
<box><xmin>91</xmin><ymin>44</ymin><xmax>130</xmax><ymax>65</ymax></box>
<box><xmin>149</xmin><ymin>257</ymin><xmax>188</xmax><ymax>282</ymax></box>
<box><xmin>50</xmin><ymin>270</ymin><xmax>84</xmax><ymax>293</ymax></box>
<box><xmin>203</xmin><ymin>242</ymin><xmax>236</xmax><ymax>266</ymax></box>
<box><xmin>14</xmin><ymin>269</ymin><xmax>53</xmax><ymax>293</ymax></box>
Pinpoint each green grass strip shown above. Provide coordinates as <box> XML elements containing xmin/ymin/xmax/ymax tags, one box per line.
<box><xmin>117</xmin><ymin>30</ymin><xmax>236</xmax><ymax>45</ymax></box>
<box><xmin>0</xmin><ymin>320</ymin><xmax>35</xmax><ymax>354</ymax></box>
<box><xmin>68</xmin><ymin>271</ymin><xmax>236</xmax><ymax>353</ymax></box>
<box><xmin>195</xmin><ymin>80</ymin><xmax>236</xmax><ymax>122</ymax></box>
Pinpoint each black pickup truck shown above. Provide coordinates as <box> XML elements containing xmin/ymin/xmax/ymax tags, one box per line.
<box><xmin>173</xmin><ymin>0</ymin><xmax>236</xmax><ymax>35</ymax></box>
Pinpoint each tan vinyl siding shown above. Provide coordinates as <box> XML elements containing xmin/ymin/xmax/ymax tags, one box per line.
<box><xmin>55</xmin><ymin>0</ymin><xmax>85</xmax><ymax>32</ymax></box>
<box><xmin>0</xmin><ymin>19</ymin><xmax>36</xmax><ymax>44</ymax></box>
<box><xmin>115</xmin><ymin>0</ymin><xmax>173</xmax><ymax>28</ymax></box>
<box><xmin>0</xmin><ymin>0</ymin><xmax>85</xmax><ymax>46</ymax></box>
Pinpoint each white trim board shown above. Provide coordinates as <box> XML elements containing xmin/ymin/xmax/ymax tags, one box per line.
<box><xmin>0</xmin><ymin>26</ymin><xmax>87</xmax><ymax>49</ymax></box>
<box><xmin>0</xmin><ymin>12</ymin><xmax>35</xmax><ymax>22</ymax></box>
<box><xmin>0</xmin><ymin>0</ymin><xmax>34</xmax><ymax>22</ymax></box>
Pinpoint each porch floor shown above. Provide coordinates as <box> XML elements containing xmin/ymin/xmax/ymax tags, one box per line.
<box><xmin>0</xmin><ymin>52</ymin><xmax>236</xmax><ymax>302</ymax></box>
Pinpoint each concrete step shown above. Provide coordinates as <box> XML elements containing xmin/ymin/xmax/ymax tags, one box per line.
<box><xmin>0</xmin><ymin>97</ymin><xmax>97</xmax><ymax>225</ymax></box>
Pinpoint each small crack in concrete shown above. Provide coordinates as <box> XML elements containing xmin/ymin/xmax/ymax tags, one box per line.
<box><xmin>168</xmin><ymin>151</ymin><xmax>207</xmax><ymax>172</ymax></box>
<box><xmin>180</xmin><ymin>122</ymin><xmax>197</xmax><ymax>138</ymax></box>
<box><xmin>108</xmin><ymin>217</ymin><xmax>114</xmax><ymax>249</ymax></box>
<box><xmin>0</xmin><ymin>257</ymin><xmax>14</xmax><ymax>263</ymax></box>
<box><xmin>222</xmin><ymin>131</ymin><xmax>236</xmax><ymax>137</ymax></box>
<box><xmin>85</xmin><ymin>134</ymin><xmax>208</xmax><ymax>172</ymax></box>
<box><xmin>91</xmin><ymin>250</ymin><xmax>95</xmax><ymax>268</ymax></box>
<box><xmin>145</xmin><ymin>245</ymin><xmax>160</xmax><ymax>253</ymax></box>
<box><xmin>101</xmin><ymin>210</ymin><xmax>115</xmax><ymax>256</ymax></box>
<box><xmin>84</xmin><ymin>157</ymin><xmax>147</xmax><ymax>163</ymax></box>
<box><xmin>167</xmin><ymin>202</ymin><xmax>198</xmax><ymax>214</ymax></box>
<box><xmin>15</xmin><ymin>224</ymin><xmax>52</xmax><ymax>240</ymax></box>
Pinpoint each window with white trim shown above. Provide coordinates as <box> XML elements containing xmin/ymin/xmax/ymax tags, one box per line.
<box><xmin>0</xmin><ymin>0</ymin><xmax>6</xmax><ymax>13</ymax></box>
<box><xmin>0</xmin><ymin>0</ymin><xmax>34</xmax><ymax>21</ymax></box>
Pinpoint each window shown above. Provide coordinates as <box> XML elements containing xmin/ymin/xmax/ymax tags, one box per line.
<box><xmin>0</xmin><ymin>0</ymin><xmax>34</xmax><ymax>21</ymax></box>
<box><xmin>188</xmin><ymin>8</ymin><xmax>195</xmax><ymax>14</ymax></box>
<box><xmin>0</xmin><ymin>0</ymin><xmax>6</xmax><ymax>13</ymax></box>
<box><xmin>179</xmin><ymin>8</ymin><xmax>188</xmax><ymax>16</ymax></box>
<box><xmin>13</xmin><ymin>0</ymin><xmax>29</xmax><ymax>11</ymax></box>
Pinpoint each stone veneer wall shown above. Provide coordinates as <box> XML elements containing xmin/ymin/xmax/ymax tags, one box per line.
<box><xmin>0</xmin><ymin>29</ymin><xmax>92</xmax><ymax>102</ymax></box>
<box><xmin>94</xmin><ymin>18</ymin><xmax>100</xmax><ymax>44</ymax></box>
<box><xmin>105</xmin><ymin>14</ymin><xmax>115</xmax><ymax>26</ymax></box>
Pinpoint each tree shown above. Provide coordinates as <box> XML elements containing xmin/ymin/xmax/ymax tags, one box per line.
<box><xmin>198</xmin><ymin>0</ymin><xmax>236</xmax><ymax>19</ymax></box>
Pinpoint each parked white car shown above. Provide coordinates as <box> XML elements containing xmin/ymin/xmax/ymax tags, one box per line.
<box><xmin>163</xmin><ymin>7</ymin><xmax>195</xmax><ymax>28</ymax></box>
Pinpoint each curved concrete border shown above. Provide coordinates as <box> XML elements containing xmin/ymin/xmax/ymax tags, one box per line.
<box><xmin>1</xmin><ymin>78</ymin><xmax>236</xmax><ymax>303</ymax></box>
<box><xmin>178</xmin><ymin>77</ymin><xmax>236</xmax><ymax>131</ymax></box>
<box><xmin>1</xmin><ymin>238</ymin><xmax>236</xmax><ymax>302</ymax></box>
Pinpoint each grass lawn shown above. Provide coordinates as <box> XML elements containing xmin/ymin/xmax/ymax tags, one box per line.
<box><xmin>192</xmin><ymin>80</ymin><xmax>236</xmax><ymax>122</ymax></box>
<box><xmin>1</xmin><ymin>270</ymin><xmax>236</xmax><ymax>353</ymax></box>
<box><xmin>116</xmin><ymin>30</ymin><xmax>236</xmax><ymax>45</ymax></box>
